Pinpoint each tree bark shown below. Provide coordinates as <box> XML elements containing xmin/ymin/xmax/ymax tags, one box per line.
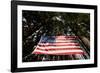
<box><xmin>80</xmin><ymin>36</ymin><xmax>90</xmax><ymax>48</ymax></box>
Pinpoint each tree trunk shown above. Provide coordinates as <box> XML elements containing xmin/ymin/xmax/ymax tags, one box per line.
<box><xmin>80</xmin><ymin>36</ymin><xmax>90</xmax><ymax>48</ymax></box>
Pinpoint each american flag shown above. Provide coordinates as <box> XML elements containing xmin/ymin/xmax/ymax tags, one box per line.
<box><xmin>32</xmin><ymin>36</ymin><xmax>84</xmax><ymax>55</ymax></box>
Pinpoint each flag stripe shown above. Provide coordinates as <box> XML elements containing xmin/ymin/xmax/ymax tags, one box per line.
<box><xmin>38</xmin><ymin>43</ymin><xmax>80</xmax><ymax>46</ymax></box>
<box><xmin>43</xmin><ymin>36</ymin><xmax>78</xmax><ymax>38</ymax></box>
<box><xmin>36</xmin><ymin>48</ymin><xmax>81</xmax><ymax>51</ymax></box>
<box><xmin>33</xmin><ymin>49</ymin><xmax>84</xmax><ymax>55</ymax></box>
<box><xmin>40</xmin><ymin>41</ymin><xmax>78</xmax><ymax>43</ymax></box>
<box><xmin>55</xmin><ymin>40</ymin><xmax>77</xmax><ymax>42</ymax></box>
<box><xmin>55</xmin><ymin>38</ymin><xmax>76</xmax><ymax>40</ymax></box>
<box><xmin>37</xmin><ymin>45</ymin><xmax>81</xmax><ymax>49</ymax></box>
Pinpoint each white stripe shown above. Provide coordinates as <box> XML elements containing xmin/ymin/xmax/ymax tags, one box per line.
<box><xmin>37</xmin><ymin>45</ymin><xmax>80</xmax><ymax>49</ymax></box>
<box><xmin>33</xmin><ymin>49</ymin><xmax>83</xmax><ymax>54</ymax></box>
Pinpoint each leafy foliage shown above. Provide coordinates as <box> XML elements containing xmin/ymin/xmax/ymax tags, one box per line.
<box><xmin>22</xmin><ymin>10</ymin><xmax>90</xmax><ymax>60</ymax></box>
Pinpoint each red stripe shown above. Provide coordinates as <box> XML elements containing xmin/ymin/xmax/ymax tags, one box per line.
<box><xmin>40</xmin><ymin>41</ymin><xmax>78</xmax><ymax>43</ymax></box>
<box><xmin>55</xmin><ymin>36</ymin><xmax>78</xmax><ymax>38</ymax></box>
<box><xmin>33</xmin><ymin>51</ymin><xmax>84</xmax><ymax>55</ymax></box>
<box><xmin>38</xmin><ymin>43</ymin><xmax>80</xmax><ymax>46</ymax></box>
<box><xmin>45</xmin><ymin>36</ymin><xmax>78</xmax><ymax>38</ymax></box>
<box><xmin>55</xmin><ymin>38</ymin><xmax>76</xmax><ymax>40</ymax></box>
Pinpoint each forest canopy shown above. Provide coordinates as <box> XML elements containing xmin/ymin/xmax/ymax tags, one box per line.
<box><xmin>22</xmin><ymin>10</ymin><xmax>90</xmax><ymax>59</ymax></box>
